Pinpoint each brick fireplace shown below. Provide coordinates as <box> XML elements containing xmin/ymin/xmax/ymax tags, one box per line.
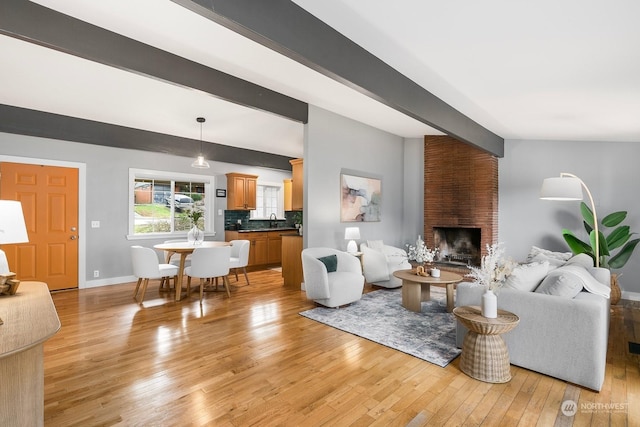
<box><xmin>424</xmin><ymin>136</ymin><xmax>498</xmax><ymax>267</ymax></box>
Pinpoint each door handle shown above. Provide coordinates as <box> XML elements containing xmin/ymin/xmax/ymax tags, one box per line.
<box><xmin>70</xmin><ymin>235</ymin><xmax>78</xmax><ymax>240</ymax></box>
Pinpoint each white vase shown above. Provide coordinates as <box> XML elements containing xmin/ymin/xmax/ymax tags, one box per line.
<box><xmin>481</xmin><ymin>289</ymin><xmax>497</xmax><ymax>318</ymax></box>
<box><xmin>187</xmin><ymin>225</ymin><xmax>204</xmax><ymax>245</ymax></box>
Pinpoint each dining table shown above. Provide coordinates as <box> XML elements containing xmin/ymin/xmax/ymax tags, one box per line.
<box><xmin>153</xmin><ymin>240</ymin><xmax>230</xmax><ymax>301</ymax></box>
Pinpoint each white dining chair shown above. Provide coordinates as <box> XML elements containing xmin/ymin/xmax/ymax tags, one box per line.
<box><xmin>229</xmin><ymin>239</ymin><xmax>250</xmax><ymax>286</ymax></box>
<box><xmin>163</xmin><ymin>239</ymin><xmax>190</xmax><ymax>266</ymax></box>
<box><xmin>184</xmin><ymin>246</ymin><xmax>231</xmax><ymax>303</ymax></box>
<box><xmin>130</xmin><ymin>245</ymin><xmax>179</xmax><ymax>303</ymax></box>
<box><xmin>160</xmin><ymin>239</ymin><xmax>190</xmax><ymax>291</ymax></box>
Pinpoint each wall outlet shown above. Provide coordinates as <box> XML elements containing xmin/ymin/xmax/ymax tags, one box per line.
<box><xmin>93</xmin><ymin>270</ymin><xmax>99</xmax><ymax>278</ymax></box>
<box><xmin>91</xmin><ymin>220</ymin><xmax>100</xmax><ymax>228</ymax></box>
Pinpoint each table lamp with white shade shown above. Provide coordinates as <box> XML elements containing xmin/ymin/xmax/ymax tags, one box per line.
<box><xmin>0</xmin><ymin>200</ymin><xmax>29</xmax><ymax>296</ymax></box>
<box><xmin>539</xmin><ymin>173</ymin><xmax>600</xmax><ymax>267</ymax></box>
<box><xmin>345</xmin><ymin>227</ymin><xmax>361</xmax><ymax>253</ymax></box>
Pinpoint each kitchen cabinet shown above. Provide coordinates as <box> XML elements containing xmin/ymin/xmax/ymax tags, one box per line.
<box><xmin>290</xmin><ymin>158</ymin><xmax>303</xmax><ymax>211</ymax></box>
<box><xmin>249</xmin><ymin>232</ymin><xmax>268</xmax><ymax>266</ymax></box>
<box><xmin>283</xmin><ymin>178</ymin><xmax>292</xmax><ymax>211</ymax></box>
<box><xmin>226</xmin><ymin>173</ymin><xmax>257</xmax><ymax>210</ymax></box>
<box><xmin>282</xmin><ymin>234</ymin><xmax>303</xmax><ymax>289</ymax></box>
<box><xmin>225</xmin><ymin>230</ymin><xmax>283</xmax><ymax>267</ymax></box>
<box><xmin>268</xmin><ymin>233</ymin><xmax>282</xmax><ymax>264</ymax></box>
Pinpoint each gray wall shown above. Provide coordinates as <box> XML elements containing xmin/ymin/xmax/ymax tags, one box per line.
<box><xmin>499</xmin><ymin>139</ymin><xmax>640</xmax><ymax>298</ymax></box>
<box><xmin>0</xmin><ymin>132</ymin><xmax>291</xmax><ymax>288</ymax></box>
<box><xmin>303</xmin><ymin>106</ymin><xmax>422</xmax><ymax>251</ymax></box>
<box><xmin>8</xmin><ymin>121</ymin><xmax>636</xmax><ymax>298</ymax></box>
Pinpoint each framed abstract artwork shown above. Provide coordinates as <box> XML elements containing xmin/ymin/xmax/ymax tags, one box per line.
<box><xmin>340</xmin><ymin>173</ymin><xmax>381</xmax><ymax>222</ymax></box>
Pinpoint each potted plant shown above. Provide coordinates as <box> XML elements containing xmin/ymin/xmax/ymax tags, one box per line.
<box><xmin>184</xmin><ymin>207</ymin><xmax>205</xmax><ymax>244</ymax></box>
<box><xmin>292</xmin><ymin>211</ymin><xmax>303</xmax><ymax>235</ymax></box>
<box><xmin>562</xmin><ymin>202</ymin><xmax>640</xmax><ymax>303</ymax></box>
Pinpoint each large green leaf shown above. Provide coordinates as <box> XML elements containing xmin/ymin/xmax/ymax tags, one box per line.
<box><xmin>589</xmin><ymin>230</ymin><xmax>611</xmax><ymax>255</ymax></box>
<box><xmin>609</xmin><ymin>239</ymin><xmax>640</xmax><ymax>269</ymax></box>
<box><xmin>602</xmin><ymin>211</ymin><xmax>627</xmax><ymax>228</ymax></box>
<box><xmin>596</xmin><ymin>230</ymin><xmax>609</xmax><ymax>256</ymax></box>
<box><xmin>606</xmin><ymin>226</ymin><xmax>631</xmax><ymax>251</ymax></box>
<box><xmin>583</xmin><ymin>220</ymin><xmax>593</xmax><ymax>235</ymax></box>
<box><xmin>562</xmin><ymin>229</ymin><xmax>592</xmax><ymax>255</ymax></box>
<box><xmin>580</xmin><ymin>202</ymin><xmax>594</xmax><ymax>228</ymax></box>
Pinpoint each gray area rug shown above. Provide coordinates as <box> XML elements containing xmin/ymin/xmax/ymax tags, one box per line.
<box><xmin>300</xmin><ymin>288</ymin><xmax>461</xmax><ymax>367</ymax></box>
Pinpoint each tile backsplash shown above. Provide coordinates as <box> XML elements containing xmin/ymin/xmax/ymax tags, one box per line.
<box><xmin>224</xmin><ymin>210</ymin><xmax>298</xmax><ymax>230</ymax></box>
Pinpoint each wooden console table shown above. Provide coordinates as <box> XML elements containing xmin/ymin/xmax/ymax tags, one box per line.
<box><xmin>0</xmin><ymin>281</ymin><xmax>60</xmax><ymax>426</ymax></box>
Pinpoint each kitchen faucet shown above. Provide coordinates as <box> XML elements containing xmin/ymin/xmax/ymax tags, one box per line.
<box><xmin>269</xmin><ymin>213</ymin><xmax>277</xmax><ymax>228</ymax></box>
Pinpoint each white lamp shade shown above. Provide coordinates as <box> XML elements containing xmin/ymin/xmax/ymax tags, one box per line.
<box><xmin>0</xmin><ymin>200</ymin><xmax>29</xmax><ymax>244</ymax></box>
<box><xmin>344</xmin><ymin>227</ymin><xmax>361</xmax><ymax>240</ymax></box>
<box><xmin>191</xmin><ymin>155</ymin><xmax>210</xmax><ymax>169</ymax></box>
<box><xmin>540</xmin><ymin>177</ymin><xmax>583</xmax><ymax>200</ymax></box>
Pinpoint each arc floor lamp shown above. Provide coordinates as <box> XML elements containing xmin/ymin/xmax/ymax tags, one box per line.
<box><xmin>539</xmin><ymin>172</ymin><xmax>600</xmax><ymax>267</ymax></box>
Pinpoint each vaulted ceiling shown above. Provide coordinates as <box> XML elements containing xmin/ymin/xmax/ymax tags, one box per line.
<box><xmin>2</xmin><ymin>0</ymin><xmax>638</xmax><ymax>163</ymax></box>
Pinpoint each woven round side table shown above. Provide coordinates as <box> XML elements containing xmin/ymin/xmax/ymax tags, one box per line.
<box><xmin>453</xmin><ymin>305</ymin><xmax>519</xmax><ymax>383</ymax></box>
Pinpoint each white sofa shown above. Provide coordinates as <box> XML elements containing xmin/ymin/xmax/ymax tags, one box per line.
<box><xmin>360</xmin><ymin>241</ymin><xmax>412</xmax><ymax>288</ymax></box>
<box><xmin>302</xmin><ymin>247</ymin><xmax>365</xmax><ymax>307</ymax></box>
<box><xmin>456</xmin><ymin>250</ymin><xmax>611</xmax><ymax>391</ymax></box>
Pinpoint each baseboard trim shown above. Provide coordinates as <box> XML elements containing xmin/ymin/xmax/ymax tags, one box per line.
<box><xmin>621</xmin><ymin>290</ymin><xmax>640</xmax><ymax>301</ymax></box>
<box><xmin>83</xmin><ymin>275</ymin><xmax>135</xmax><ymax>289</ymax></box>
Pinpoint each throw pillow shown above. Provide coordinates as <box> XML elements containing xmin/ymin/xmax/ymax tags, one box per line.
<box><xmin>503</xmin><ymin>261</ymin><xmax>549</xmax><ymax>292</ymax></box>
<box><xmin>534</xmin><ymin>264</ymin><xmax>611</xmax><ymax>298</ymax></box>
<box><xmin>317</xmin><ymin>254</ymin><xmax>338</xmax><ymax>273</ymax></box>
<box><xmin>535</xmin><ymin>265</ymin><xmax>584</xmax><ymax>298</ymax></box>
<box><xmin>565</xmin><ymin>253</ymin><xmax>595</xmax><ymax>269</ymax></box>
<box><xmin>367</xmin><ymin>240</ymin><xmax>384</xmax><ymax>251</ymax></box>
<box><xmin>526</xmin><ymin>246</ymin><xmax>572</xmax><ymax>268</ymax></box>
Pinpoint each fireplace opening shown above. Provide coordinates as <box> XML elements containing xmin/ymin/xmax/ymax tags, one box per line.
<box><xmin>433</xmin><ymin>227</ymin><xmax>481</xmax><ymax>266</ymax></box>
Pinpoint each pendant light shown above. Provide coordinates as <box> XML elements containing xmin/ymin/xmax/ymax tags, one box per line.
<box><xmin>191</xmin><ymin>117</ymin><xmax>210</xmax><ymax>169</ymax></box>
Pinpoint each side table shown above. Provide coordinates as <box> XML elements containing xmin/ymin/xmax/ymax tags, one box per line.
<box><xmin>453</xmin><ymin>305</ymin><xmax>519</xmax><ymax>383</ymax></box>
<box><xmin>347</xmin><ymin>251</ymin><xmax>364</xmax><ymax>272</ymax></box>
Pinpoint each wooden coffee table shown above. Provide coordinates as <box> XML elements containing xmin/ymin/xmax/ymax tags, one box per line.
<box><xmin>453</xmin><ymin>305</ymin><xmax>520</xmax><ymax>383</ymax></box>
<box><xmin>393</xmin><ymin>269</ymin><xmax>463</xmax><ymax>313</ymax></box>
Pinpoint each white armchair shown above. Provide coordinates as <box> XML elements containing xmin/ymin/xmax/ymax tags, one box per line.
<box><xmin>360</xmin><ymin>241</ymin><xmax>412</xmax><ymax>288</ymax></box>
<box><xmin>302</xmin><ymin>247</ymin><xmax>365</xmax><ymax>308</ymax></box>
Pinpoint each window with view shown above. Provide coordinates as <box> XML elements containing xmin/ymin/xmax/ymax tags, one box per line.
<box><xmin>251</xmin><ymin>184</ymin><xmax>283</xmax><ymax>219</ymax></box>
<box><xmin>129</xmin><ymin>169</ymin><xmax>213</xmax><ymax>238</ymax></box>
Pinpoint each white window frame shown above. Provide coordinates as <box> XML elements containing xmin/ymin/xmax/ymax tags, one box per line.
<box><xmin>250</xmin><ymin>181</ymin><xmax>285</xmax><ymax>220</ymax></box>
<box><xmin>127</xmin><ymin>168</ymin><xmax>214</xmax><ymax>240</ymax></box>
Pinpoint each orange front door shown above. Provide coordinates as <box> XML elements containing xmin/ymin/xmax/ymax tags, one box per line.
<box><xmin>0</xmin><ymin>162</ymin><xmax>79</xmax><ymax>290</ymax></box>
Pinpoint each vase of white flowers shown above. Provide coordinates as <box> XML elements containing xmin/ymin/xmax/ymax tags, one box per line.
<box><xmin>185</xmin><ymin>207</ymin><xmax>205</xmax><ymax>245</ymax></box>
<box><xmin>466</xmin><ymin>242</ymin><xmax>517</xmax><ymax>318</ymax></box>
<box><xmin>407</xmin><ymin>235</ymin><xmax>437</xmax><ymax>266</ymax></box>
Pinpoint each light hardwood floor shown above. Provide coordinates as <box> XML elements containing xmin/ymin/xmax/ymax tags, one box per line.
<box><xmin>44</xmin><ymin>269</ymin><xmax>639</xmax><ymax>426</ymax></box>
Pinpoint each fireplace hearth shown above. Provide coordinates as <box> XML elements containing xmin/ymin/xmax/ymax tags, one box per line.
<box><xmin>433</xmin><ymin>227</ymin><xmax>481</xmax><ymax>266</ymax></box>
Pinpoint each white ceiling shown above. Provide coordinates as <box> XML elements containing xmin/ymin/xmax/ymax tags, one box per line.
<box><xmin>4</xmin><ymin>0</ymin><xmax>640</xmax><ymax>159</ymax></box>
